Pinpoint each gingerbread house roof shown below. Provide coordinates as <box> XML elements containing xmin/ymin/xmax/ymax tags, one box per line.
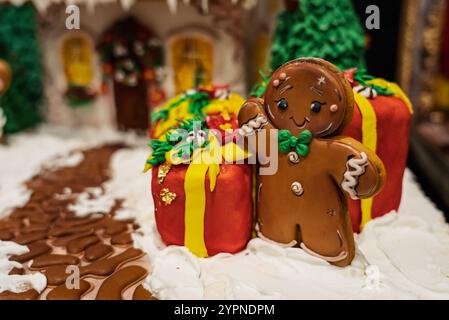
<box><xmin>0</xmin><ymin>0</ymin><xmax>257</xmax><ymax>14</ymax></box>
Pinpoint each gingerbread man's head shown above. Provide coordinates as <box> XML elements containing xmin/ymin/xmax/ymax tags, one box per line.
<box><xmin>264</xmin><ymin>58</ymin><xmax>354</xmax><ymax>137</ymax></box>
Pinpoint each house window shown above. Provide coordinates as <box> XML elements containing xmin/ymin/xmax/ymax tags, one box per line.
<box><xmin>62</xmin><ymin>35</ymin><xmax>93</xmax><ymax>87</ymax></box>
<box><xmin>171</xmin><ymin>36</ymin><xmax>212</xmax><ymax>93</ymax></box>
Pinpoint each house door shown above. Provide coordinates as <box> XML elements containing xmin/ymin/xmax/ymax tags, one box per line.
<box><xmin>113</xmin><ymin>78</ymin><xmax>148</xmax><ymax>131</ymax></box>
<box><xmin>99</xmin><ymin>17</ymin><xmax>164</xmax><ymax>131</ymax></box>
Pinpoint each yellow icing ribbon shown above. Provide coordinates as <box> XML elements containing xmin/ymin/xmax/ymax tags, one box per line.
<box><xmin>152</xmin><ymin>93</ymin><xmax>245</xmax><ymax>139</ymax></box>
<box><xmin>176</xmin><ymin>133</ymin><xmax>249</xmax><ymax>257</ymax></box>
<box><xmin>354</xmin><ymin>93</ymin><xmax>377</xmax><ymax>230</ymax></box>
<box><xmin>184</xmin><ymin>150</ymin><xmax>210</xmax><ymax>258</ymax></box>
<box><xmin>354</xmin><ymin>79</ymin><xmax>412</xmax><ymax>230</ymax></box>
<box><xmin>367</xmin><ymin>78</ymin><xmax>413</xmax><ymax>114</ymax></box>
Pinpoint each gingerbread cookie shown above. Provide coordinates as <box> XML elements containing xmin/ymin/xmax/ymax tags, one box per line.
<box><xmin>238</xmin><ymin>58</ymin><xmax>386</xmax><ymax>267</ymax></box>
<box><xmin>0</xmin><ymin>59</ymin><xmax>11</xmax><ymax>142</ymax></box>
<box><xmin>0</xmin><ymin>59</ymin><xmax>11</xmax><ymax>96</ymax></box>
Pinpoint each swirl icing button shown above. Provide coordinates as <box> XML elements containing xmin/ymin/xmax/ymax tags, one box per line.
<box><xmin>288</xmin><ymin>151</ymin><xmax>300</xmax><ymax>164</ymax></box>
<box><xmin>291</xmin><ymin>181</ymin><xmax>304</xmax><ymax>196</ymax></box>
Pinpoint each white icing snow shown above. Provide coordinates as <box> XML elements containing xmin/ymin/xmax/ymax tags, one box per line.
<box><xmin>0</xmin><ymin>125</ymin><xmax>145</xmax><ymax>220</ymax></box>
<box><xmin>0</xmin><ymin>125</ymin><xmax>148</xmax><ymax>296</ymax></box>
<box><xmin>68</xmin><ymin>147</ymin><xmax>153</xmax><ymax>224</ymax></box>
<box><xmin>132</xmin><ymin>168</ymin><xmax>449</xmax><ymax>300</ymax></box>
<box><xmin>1</xmin><ymin>125</ymin><xmax>449</xmax><ymax>299</ymax></box>
<box><xmin>0</xmin><ymin>241</ymin><xmax>47</xmax><ymax>294</ymax></box>
<box><xmin>0</xmin><ymin>129</ymin><xmax>83</xmax><ymax>219</ymax></box>
<box><xmin>68</xmin><ymin>187</ymin><xmax>116</xmax><ymax>218</ymax></box>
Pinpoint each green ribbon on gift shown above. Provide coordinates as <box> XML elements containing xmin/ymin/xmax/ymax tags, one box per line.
<box><xmin>278</xmin><ymin>129</ymin><xmax>313</xmax><ymax>157</ymax></box>
<box><xmin>152</xmin><ymin>91</ymin><xmax>210</xmax><ymax>124</ymax></box>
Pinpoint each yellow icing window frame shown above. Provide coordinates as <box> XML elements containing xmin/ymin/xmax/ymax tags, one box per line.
<box><xmin>60</xmin><ymin>32</ymin><xmax>94</xmax><ymax>87</ymax></box>
<box><xmin>170</xmin><ymin>36</ymin><xmax>213</xmax><ymax>93</ymax></box>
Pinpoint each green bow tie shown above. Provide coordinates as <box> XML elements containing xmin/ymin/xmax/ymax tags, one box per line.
<box><xmin>278</xmin><ymin>129</ymin><xmax>313</xmax><ymax>157</ymax></box>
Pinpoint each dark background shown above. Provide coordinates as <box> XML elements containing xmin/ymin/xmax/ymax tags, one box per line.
<box><xmin>351</xmin><ymin>0</ymin><xmax>404</xmax><ymax>81</ymax></box>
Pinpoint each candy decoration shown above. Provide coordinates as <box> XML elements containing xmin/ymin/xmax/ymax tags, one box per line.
<box><xmin>148</xmin><ymin>84</ymin><xmax>252</xmax><ymax>257</ymax></box>
<box><xmin>150</xmin><ymin>86</ymin><xmax>244</xmax><ymax>139</ymax></box>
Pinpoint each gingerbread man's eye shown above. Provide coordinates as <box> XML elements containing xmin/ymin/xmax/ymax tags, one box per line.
<box><xmin>277</xmin><ymin>98</ymin><xmax>288</xmax><ymax>110</ymax></box>
<box><xmin>310</xmin><ymin>101</ymin><xmax>323</xmax><ymax>113</ymax></box>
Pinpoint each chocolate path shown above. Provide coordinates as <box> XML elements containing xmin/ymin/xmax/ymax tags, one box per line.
<box><xmin>0</xmin><ymin>145</ymin><xmax>155</xmax><ymax>300</ymax></box>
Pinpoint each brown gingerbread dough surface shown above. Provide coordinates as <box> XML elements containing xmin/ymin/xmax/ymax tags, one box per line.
<box><xmin>0</xmin><ymin>59</ymin><xmax>11</xmax><ymax>96</ymax></box>
<box><xmin>238</xmin><ymin>58</ymin><xmax>386</xmax><ymax>267</ymax></box>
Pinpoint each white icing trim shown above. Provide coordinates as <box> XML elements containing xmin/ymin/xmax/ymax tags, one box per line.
<box><xmin>255</xmin><ymin>223</ymin><xmax>297</xmax><ymax>248</ymax></box>
<box><xmin>238</xmin><ymin>114</ymin><xmax>268</xmax><ymax>137</ymax></box>
<box><xmin>342</xmin><ymin>152</ymin><xmax>369</xmax><ymax>200</ymax></box>
<box><xmin>299</xmin><ymin>242</ymin><xmax>348</xmax><ymax>263</ymax></box>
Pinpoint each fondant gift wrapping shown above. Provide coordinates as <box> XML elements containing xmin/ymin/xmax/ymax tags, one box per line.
<box><xmin>150</xmin><ymin>85</ymin><xmax>244</xmax><ymax>139</ymax></box>
<box><xmin>152</xmin><ymin>163</ymin><xmax>253</xmax><ymax>257</ymax></box>
<box><xmin>146</xmin><ymin>86</ymin><xmax>253</xmax><ymax>257</ymax></box>
<box><xmin>343</xmin><ymin>78</ymin><xmax>413</xmax><ymax>232</ymax></box>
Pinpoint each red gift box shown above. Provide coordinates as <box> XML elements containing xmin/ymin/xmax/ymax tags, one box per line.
<box><xmin>152</xmin><ymin>163</ymin><xmax>253</xmax><ymax>257</ymax></box>
<box><xmin>146</xmin><ymin>86</ymin><xmax>253</xmax><ymax>257</ymax></box>
<box><xmin>342</xmin><ymin>78</ymin><xmax>413</xmax><ymax>232</ymax></box>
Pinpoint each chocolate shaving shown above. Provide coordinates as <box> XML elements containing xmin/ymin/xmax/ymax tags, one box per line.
<box><xmin>111</xmin><ymin>232</ymin><xmax>133</xmax><ymax>246</ymax></box>
<box><xmin>96</xmin><ymin>265</ymin><xmax>148</xmax><ymax>300</ymax></box>
<box><xmin>10</xmin><ymin>242</ymin><xmax>52</xmax><ymax>263</ymax></box>
<box><xmin>133</xmin><ymin>284</ymin><xmax>156</xmax><ymax>300</ymax></box>
<box><xmin>0</xmin><ymin>289</ymin><xmax>40</xmax><ymax>300</ymax></box>
<box><xmin>46</xmin><ymin>280</ymin><xmax>91</xmax><ymax>300</ymax></box>
<box><xmin>84</xmin><ymin>243</ymin><xmax>113</xmax><ymax>262</ymax></box>
<box><xmin>0</xmin><ymin>144</ymin><xmax>156</xmax><ymax>300</ymax></box>
<box><xmin>31</xmin><ymin>254</ymin><xmax>80</xmax><ymax>269</ymax></box>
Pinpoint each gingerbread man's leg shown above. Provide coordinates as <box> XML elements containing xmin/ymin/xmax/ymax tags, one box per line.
<box><xmin>256</xmin><ymin>221</ymin><xmax>298</xmax><ymax>247</ymax></box>
<box><xmin>297</xmin><ymin>210</ymin><xmax>355</xmax><ymax>267</ymax></box>
<box><xmin>257</xmin><ymin>193</ymin><xmax>298</xmax><ymax>247</ymax></box>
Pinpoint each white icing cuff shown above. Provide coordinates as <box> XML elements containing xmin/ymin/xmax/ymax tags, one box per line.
<box><xmin>239</xmin><ymin>114</ymin><xmax>268</xmax><ymax>137</ymax></box>
<box><xmin>342</xmin><ymin>152</ymin><xmax>369</xmax><ymax>200</ymax></box>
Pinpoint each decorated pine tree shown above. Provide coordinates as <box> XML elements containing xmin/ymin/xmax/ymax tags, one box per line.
<box><xmin>0</xmin><ymin>3</ymin><xmax>43</xmax><ymax>134</ymax></box>
<box><xmin>271</xmin><ymin>0</ymin><xmax>366</xmax><ymax>71</ymax></box>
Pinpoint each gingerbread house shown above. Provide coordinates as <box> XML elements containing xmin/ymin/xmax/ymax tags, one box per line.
<box><xmin>0</xmin><ymin>0</ymin><xmax>278</xmax><ymax>132</ymax></box>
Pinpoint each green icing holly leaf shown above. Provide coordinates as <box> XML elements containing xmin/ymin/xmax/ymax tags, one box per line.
<box><xmin>147</xmin><ymin>118</ymin><xmax>209</xmax><ymax>168</ymax></box>
<box><xmin>151</xmin><ymin>91</ymin><xmax>211</xmax><ymax>124</ymax></box>
<box><xmin>354</xmin><ymin>69</ymin><xmax>394</xmax><ymax>96</ymax></box>
<box><xmin>250</xmin><ymin>70</ymin><xmax>271</xmax><ymax>98</ymax></box>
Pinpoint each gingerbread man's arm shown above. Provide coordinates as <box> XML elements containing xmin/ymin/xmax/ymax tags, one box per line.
<box><xmin>238</xmin><ymin>97</ymin><xmax>275</xmax><ymax>158</ymax></box>
<box><xmin>238</xmin><ymin>97</ymin><xmax>274</xmax><ymax>133</ymax></box>
<box><xmin>328</xmin><ymin>137</ymin><xmax>386</xmax><ymax>200</ymax></box>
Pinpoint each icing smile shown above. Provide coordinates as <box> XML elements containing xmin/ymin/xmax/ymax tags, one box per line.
<box><xmin>290</xmin><ymin>116</ymin><xmax>310</xmax><ymax>129</ymax></box>
<box><xmin>316</xmin><ymin>122</ymin><xmax>333</xmax><ymax>135</ymax></box>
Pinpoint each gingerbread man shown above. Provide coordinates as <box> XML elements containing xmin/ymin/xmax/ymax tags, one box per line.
<box><xmin>0</xmin><ymin>59</ymin><xmax>11</xmax><ymax>142</ymax></box>
<box><xmin>238</xmin><ymin>58</ymin><xmax>386</xmax><ymax>267</ymax></box>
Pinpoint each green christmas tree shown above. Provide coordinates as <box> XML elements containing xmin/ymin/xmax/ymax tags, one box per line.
<box><xmin>0</xmin><ymin>3</ymin><xmax>43</xmax><ymax>134</ymax></box>
<box><xmin>271</xmin><ymin>0</ymin><xmax>366</xmax><ymax>71</ymax></box>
